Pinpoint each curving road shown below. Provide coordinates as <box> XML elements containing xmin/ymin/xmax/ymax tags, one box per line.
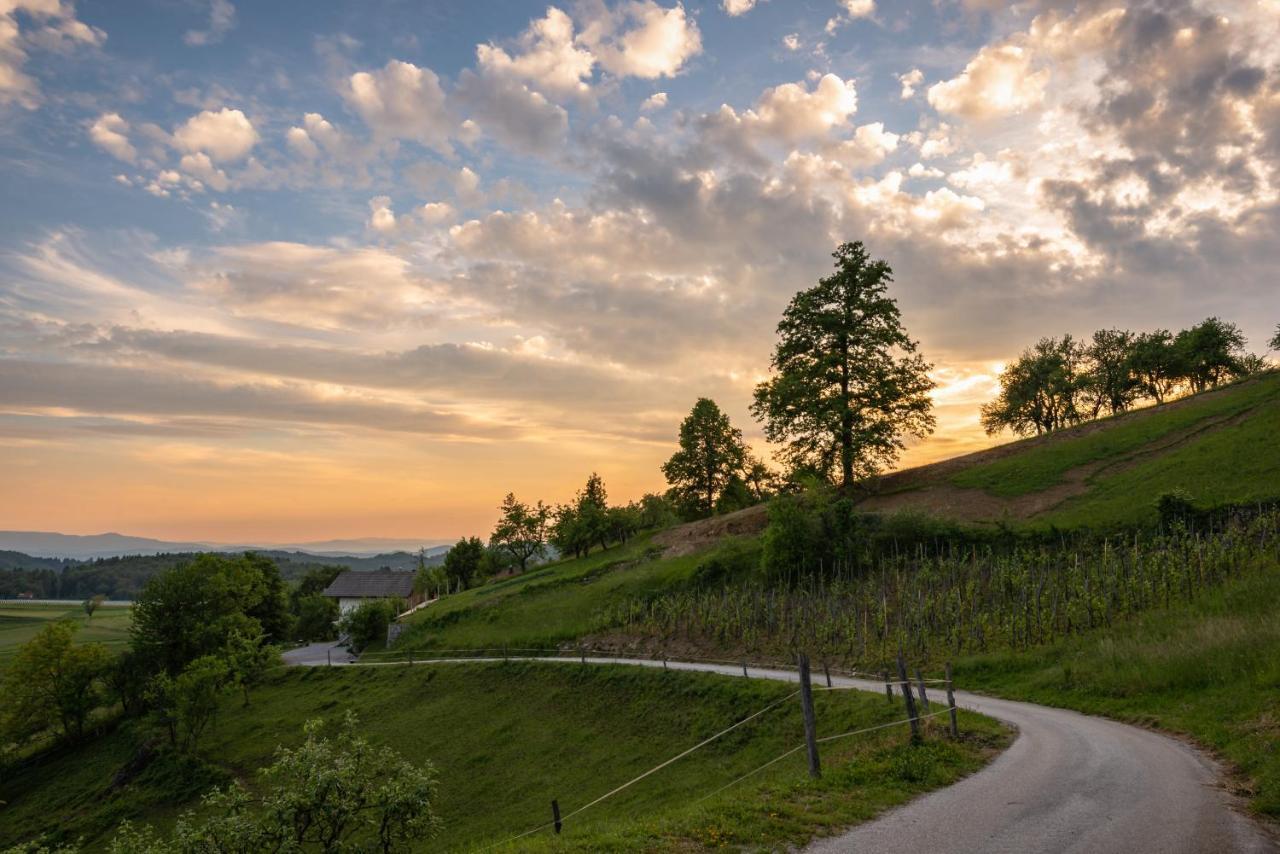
<box><xmin>283</xmin><ymin>645</ymin><xmax>1276</xmax><ymax>853</ymax></box>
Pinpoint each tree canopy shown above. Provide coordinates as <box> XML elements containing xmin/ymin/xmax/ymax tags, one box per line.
<box><xmin>751</xmin><ymin>242</ymin><xmax>935</xmax><ymax>490</ymax></box>
<box><xmin>490</xmin><ymin>493</ymin><xmax>549</xmax><ymax>573</ymax></box>
<box><xmin>661</xmin><ymin>398</ymin><xmax>748</xmax><ymax>516</ymax></box>
<box><xmin>980</xmin><ymin>336</ymin><xmax>1087</xmax><ymax>437</ymax></box>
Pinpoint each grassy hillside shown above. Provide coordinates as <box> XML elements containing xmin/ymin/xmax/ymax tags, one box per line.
<box><xmin>956</xmin><ymin>555</ymin><xmax>1280</xmax><ymax>818</ymax></box>
<box><xmin>396</xmin><ymin>535</ymin><xmax>760</xmax><ymax>652</ymax></box>
<box><xmin>0</xmin><ymin>602</ymin><xmax>131</xmax><ymax>665</ymax></box>
<box><xmin>0</xmin><ymin>662</ymin><xmax>1003</xmax><ymax>852</ymax></box>
<box><xmin>861</xmin><ymin>370</ymin><xmax>1280</xmax><ymax>530</ymax></box>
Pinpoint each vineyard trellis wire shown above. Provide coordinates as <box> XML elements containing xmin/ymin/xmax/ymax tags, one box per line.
<box><xmin>600</xmin><ymin>510</ymin><xmax>1280</xmax><ymax>667</ymax></box>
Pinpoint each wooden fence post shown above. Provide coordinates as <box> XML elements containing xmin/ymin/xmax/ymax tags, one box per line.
<box><xmin>823</xmin><ymin>661</ymin><xmax>832</xmax><ymax>688</ymax></box>
<box><xmin>742</xmin><ymin>659</ymin><xmax>749</xmax><ymax>678</ymax></box>
<box><xmin>551</xmin><ymin>799</ymin><xmax>562</xmax><ymax>834</ymax></box>
<box><xmin>897</xmin><ymin>652</ymin><xmax>921</xmax><ymax>744</ymax></box>
<box><xmin>946</xmin><ymin>662</ymin><xmax>960</xmax><ymax>738</ymax></box>
<box><xmin>883</xmin><ymin>670</ymin><xmax>893</xmax><ymax>702</ymax></box>
<box><xmin>662</xmin><ymin>655</ymin><xmax>668</xmax><ymax>670</ymax></box>
<box><xmin>797</xmin><ymin>652</ymin><xmax>822</xmax><ymax>779</ymax></box>
<box><xmin>579</xmin><ymin>646</ymin><xmax>586</xmax><ymax>665</ymax></box>
<box><xmin>915</xmin><ymin>668</ymin><xmax>931</xmax><ymax>712</ymax></box>
<box><xmin>326</xmin><ymin>647</ymin><xmax>331</xmax><ymax>667</ymax></box>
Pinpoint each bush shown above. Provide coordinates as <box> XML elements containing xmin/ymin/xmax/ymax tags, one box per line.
<box><xmin>1155</xmin><ymin>488</ymin><xmax>1197</xmax><ymax>528</ymax></box>
<box><xmin>338</xmin><ymin>599</ymin><xmax>402</xmax><ymax>652</ymax></box>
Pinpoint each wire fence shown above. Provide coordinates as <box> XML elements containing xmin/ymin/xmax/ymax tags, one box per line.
<box><xmin>319</xmin><ymin>648</ymin><xmax>964</xmax><ymax>851</ymax></box>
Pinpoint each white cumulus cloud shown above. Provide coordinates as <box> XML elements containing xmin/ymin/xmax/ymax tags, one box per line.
<box><xmin>89</xmin><ymin>112</ymin><xmax>136</xmax><ymax>163</ymax></box>
<box><xmin>173</xmin><ymin>108</ymin><xmax>259</xmax><ymax>162</ymax></box>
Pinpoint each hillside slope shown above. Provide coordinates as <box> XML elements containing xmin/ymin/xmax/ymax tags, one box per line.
<box><xmin>859</xmin><ymin>370</ymin><xmax>1280</xmax><ymax>529</ymax></box>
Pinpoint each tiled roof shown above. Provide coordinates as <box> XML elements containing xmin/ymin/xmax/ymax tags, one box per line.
<box><xmin>322</xmin><ymin>569</ymin><xmax>416</xmax><ymax>599</ymax></box>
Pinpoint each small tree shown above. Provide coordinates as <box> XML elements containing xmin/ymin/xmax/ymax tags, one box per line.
<box><xmin>442</xmin><ymin>536</ymin><xmax>486</xmax><ymax>590</ymax></box>
<box><xmin>224</xmin><ymin>629</ymin><xmax>278</xmax><ymax>707</ymax></box>
<box><xmin>108</xmin><ymin>713</ymin><xmax>441</xmax><ymax>854</ymax></box>
<box><xmin>338</xmin><ymin>599</ymin><xmax>402</xmax><ymax>652</ymax></box>
<box><xmin>490</xmin><ymin>493</ymin><xmax>549</xmax><ymax>572</ymax></box>
<box><xmin>1128</xmin><ymin>329</ymin><xmax>1182</xmax><ymax>404</ymax></box>
<box><xmin>293</xmin><ymin>593</ymin><xmax>339</xmax><ymax>642</ymax></box>
<box><xmin>752</xmin><ymin>242</ymin><xmax>935</xmax><ymax>491</ymax></box>
<box><xmin>1</xmin><ymin>621</ymin><xmax>111</xmax><ymax>745</ymax></box>
<box><xmin>82</xmin><ymin>594</ymin><xmax>105</xmax><ymax>622</ymax></box>
<box><xmin>662</xmin><ymin>398</ymin><xmax>748</xmax><ymax>516</ymax></box>
<box><xmin>981</xmin><ymin>336</ymin><xmax>1087</xmax><ymax>436</ymax></box>
<box><xmin>146</xmin><ymin>654</ymin><xmax>229</xmax><ymax>752</ymax></box>
<box><xmin>1083</xmin><ymin>328</ymin><xmax>1140</xmax><ymax>417</ymax></box>
<box><xmin>1270</xmin><ymin>324</ymin><xmax>1280</xmax><ymax>351</ymax></box>
<box><xmin>1174</xmin><ymin>317</ymin><xmax>1246</xmax><ymax>392</ymax></box>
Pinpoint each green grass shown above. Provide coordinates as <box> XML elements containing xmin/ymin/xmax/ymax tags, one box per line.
<box><xmin>397</xmin><ymin>536</ymin><xmax>757</xmax><ymax>652</ymax></box>
<box><xmin>0</xmin><ymin>603</ymin><xmax>132</xmax><ymax>665</ymax></box>
<box><xmin>950</xmin><ymin>372</ymin><xmax>1280</xmax><ymax>500</ymax></box>
<box><xmin>1037</xmin><ymin>393</ymin><xmax>1280</xmax><ymax>529</ymax></box>
<box><xmin>0</xmin><ymin>662</ymin><xmax>1005</xmax><ymax>852</ymax></box>
<box><xmin>956</xmin><ymin>557</ymin><xmax>1280</xmax><ymax>818</ymax></box>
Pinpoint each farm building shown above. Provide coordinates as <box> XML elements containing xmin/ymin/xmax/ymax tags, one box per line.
<box><xmin>322</xmin><ymin>569</ymin><xmax>417</xmax><ymax>614</ymax></box>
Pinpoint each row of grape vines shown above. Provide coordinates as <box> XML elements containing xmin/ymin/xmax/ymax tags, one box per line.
<box><xmin>601</xmin><ymin>511</ymin><xmax>1280</xmax><ymax>667</ymax></box>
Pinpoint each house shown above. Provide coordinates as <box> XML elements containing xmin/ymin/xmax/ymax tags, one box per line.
<box><xmin>322</xmin><ymin>569</ymin><xmax>418</xmax><ymax>615</ymax></box>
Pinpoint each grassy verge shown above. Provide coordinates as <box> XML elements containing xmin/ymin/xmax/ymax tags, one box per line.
<box><xmin>956</xmin><ymin>558</ymin><xmax>1280</xmax><ymax>819</ymax></box>
<box><xmin>0</xmin><ymin>662</ymin><xmax>1005</xmax><ymax>852</ymax></box>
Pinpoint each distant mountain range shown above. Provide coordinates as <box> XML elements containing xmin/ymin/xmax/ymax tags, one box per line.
<box><xmin>0</xmin><ymin>530</ymin><xmax>454</xmax><ymax>560</ymax></box>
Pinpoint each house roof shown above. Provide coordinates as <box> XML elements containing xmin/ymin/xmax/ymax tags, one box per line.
<box><xmin>322</xmin><ymin>569</ymin><xmax>416</xmax><ymax>600</ymax></box>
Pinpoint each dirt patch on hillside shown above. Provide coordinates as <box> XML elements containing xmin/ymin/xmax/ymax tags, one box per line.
<box><xmin>652</xmin><ymin>504</ymin><xmax>769</xmax><ymax>557</ymax></box>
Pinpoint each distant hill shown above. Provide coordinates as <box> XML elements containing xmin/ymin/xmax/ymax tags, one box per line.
<box><xmin>0</xmin><ymin>546</ymin><xmax>450</xmax><ymax>600</ymax></box>
<box><xmin>0</xmin><ymin>531</ymin><xmax>453</xmax><ymax>560</ymax></box>
<box><xmin>856</xmin><ymin>369</ymin><xmax>1280</xmax><ymax>530</ymax></box>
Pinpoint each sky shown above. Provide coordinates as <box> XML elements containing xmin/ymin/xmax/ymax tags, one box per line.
<box><xmin>1</xmin><ymin>0</ymin><xmax>1278</xmax><ymax>543</ymax></box>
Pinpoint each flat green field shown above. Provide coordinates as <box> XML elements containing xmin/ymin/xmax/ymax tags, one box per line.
<box><xmin>0</xmin><ymin>662</ymin><xmax>1004</xmax><ymax>852</ymax></box>
<box><xmin>0</xmin><ymin>602</ymin><xmax>131</xmax><ymax>665</ymax></box>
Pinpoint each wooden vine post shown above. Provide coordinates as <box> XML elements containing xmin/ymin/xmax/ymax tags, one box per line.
<box><xmin>797</xmin><ymin>652</ymin><xmax>822</xmax><ymax>778</ymax></box>
<box><xmin>945</xmin><ymin>662</ymin><xmax>960</xmax><ymax>738</ymax></box>
<box><xmin>897</xmin><ymin>652</ymin><xmax>922</xmax><ymax>744</ymax></box>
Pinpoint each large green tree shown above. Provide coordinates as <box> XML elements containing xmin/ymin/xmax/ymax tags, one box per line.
<box><xmin>1174</xmin><ymin>317</ymin><xmax>1247</xmax><ymax>392</ymax></box>
<box><xmin>129</xmin><ymin>553</ymin><xmax>290</xmax><ymax>676</ymax></box>
<box><xmin>1</xmin><ymin>621</ymin><xmax>111</xmax><ymax>745</ymax></box>
<box><xmin>1083</xmin><ymin>328</ymin><xmax>1140</xmax><ymax>417</ymax></box>
<box><xmin>751</xmin><ymin>242</ymin><xmax>935</xmax><ymax>491</ymax></box>
<box><xmin>661</xmin><ymin>398</ymin><xmax>749</xmax><ymax>516</ymax></box>
<box><xmin>981</xmin><ymin>336</ymin><xmax>1087</xmax><ymax>436</ymax></box>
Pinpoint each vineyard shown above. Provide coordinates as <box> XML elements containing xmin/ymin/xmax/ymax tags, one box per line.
<box><xmin>603</xmin><ymin>509</ymin><xmax>1280</xmax><ymax>670</ymax></box>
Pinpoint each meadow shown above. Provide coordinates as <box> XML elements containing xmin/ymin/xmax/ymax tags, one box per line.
<box><xmin>0</xmin><ymin>662</ymin><xmax>1003</xmax><ymax>852</ymax></box>
<box><xmin>0</xmin><ymin>601</ymin><xmax>131</xmax><ymax>665</ymax></box>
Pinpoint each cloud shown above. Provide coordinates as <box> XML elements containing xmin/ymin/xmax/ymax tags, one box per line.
<box><xmin>195</xmin><ymin>242</ymin><xmax>441</xmax><ymax>330</ymax></box>
<box><xmin>840</xmin><ymin>0</ymin><xmax>874</xmax><ymax>17</ymax></box>
<box><xmin>898</xmin><ymin>68</ymin><xmax>922</xmax><ymax>99</ymax></box>
<box><xmin>173</xmin><ymin>108</ymin><xmax>259</xmax><ymax>162</ymax></box>
<box><xmin>927</xmin><ymin>44</ymin><xmax>1048</xmax><ymax>120</ymax></box>
<box><xmin>178</xmin><ymin>151</ymin><xmax>229</xmax><ymax>191</ymax></box>
<box><xmin>827</xmin><ymin>121</ymin><xmax>899</xmax><ymax>167</ymax></box>
<box><xmin>722</xmin><ymin>0</ymin><xmax>757</xmax><ymax>16</ymax></box>
<box><xmin>640</xmin><ymin>91</ymin><xmax>667</xmax><ymax>111</ymax></box>
<box><xmin>782</xmin><ymin>33</ymin><xmax>800</xmax><ymax>51</ymax></box>
<box><xmin>367</xmin><ymin>196</ymin><xmax>396</xmax><ymax>232</ymax></box>
<box><xmin>344</xmin><ymin>60</ymin><xmax>453</xmax><ymax>152</ymax></box>
<box><xmin>706</xmin><ymin>73</ymin><xmax>859</xmax><ymax>148</ymax></box>
<box><xmin>454</xmin><ymin>68</ymin><xmax>568</xmax><ymax>155</ymax></box>
<box><xmin>475</xmin><ymin>6</ymin><xmax>595</xmax><ymax>100</ymax></box>
<box><xmin>183</xmin><ymin>0</ymin><xmax>236</xmax><ymax>47</ymax></box>
<box><xmin>0</xmin><ymin>0</ymin><xmax>104</xmax><ymax>109</ymax></box>
<box><xmin>88</xmin><ymin>112</ymin><xmax>136</xmax><ymax>163</ymax></box>
<box><xmin>579</xmin><ymin>0</ymin><xmax>701</xmax><ymax>80</ymax></box>
<box><xmin>0</xmin><ymin>357</ymin><xmax>511</xmax><ymax>440</ymax></box>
